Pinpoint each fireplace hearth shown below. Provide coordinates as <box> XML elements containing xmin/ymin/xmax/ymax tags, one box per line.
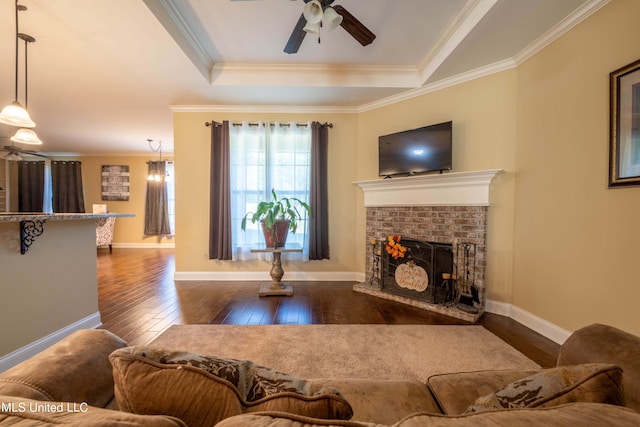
<box><xmin>353</xmin><ymin>170</ymin><xmax>501</xmax><ymax>322</ymax></box>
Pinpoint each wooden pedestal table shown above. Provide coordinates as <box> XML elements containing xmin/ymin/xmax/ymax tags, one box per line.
<box><xmin>251</xmin><ymin>244</ymin><xmax>303</xmax><ymax>296</ymax></box>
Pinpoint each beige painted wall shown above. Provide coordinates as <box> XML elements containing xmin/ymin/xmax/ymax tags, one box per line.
<box><xmin>356</xmin><ymin>71</ymin><xmax>518</xmax><ymax>303</ymax></box>
<box><xmin>0</xmin><ymin>220</ymin><xmax>98</xmax><ymax>356</ymax></box>
<box><xmin>81</xmin><ymin>156</ymin><xmax>173</xmax><ymax>246</ymax></box>
<box><xmin>173</xmin><ymin>112</ymin><xmax>359</xmax><ymax>274</ymax></box>
<box><xmin>513</xmin><ymin>0</ymin><xmax>640</xmax><ymax>336</ymax></box>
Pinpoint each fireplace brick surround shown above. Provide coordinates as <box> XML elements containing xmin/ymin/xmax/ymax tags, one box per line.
<box><xmin>353</xmin><ymin>170</ymin><xmax>501</xmax><ymax>322</ymax></box>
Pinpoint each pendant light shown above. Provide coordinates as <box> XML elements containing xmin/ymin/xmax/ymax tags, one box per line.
<box><xmin>11</xmin><ymin>33</ymin><xmax>42</xmax><ymax>145</ymax></box>
<box><xmin>0</xmin><ymin>1</ymin><xmax>36</xmax><ymax>128</ymax></box>
<box><xmin>147</xmin><ymin>139</ymin><xmax>170</xmax><ymax>182</ymax></box>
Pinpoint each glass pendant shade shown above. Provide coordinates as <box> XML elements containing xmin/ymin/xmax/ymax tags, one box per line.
<box><xmin>322</xmin><ymin>7</ymin><xmax>343</xmax><ymax>30</ymax></box>
<box><xmin>303</xmin><ymin>0</ymin><xmax>323</xmax><ymax>24</ymax></box>
<box><xmin>11</xmin><ymin>127</ymin><xmax>42</xmax><ymax>145</ymax></box>
<box><xmin>0</xmin><ymin>101</ymin><xmax>36</xmax><ymax>128</ymax></box>
<box><xmin>303</xmin><ymin>21</ymin><xmax>321</xmax><ymax>35</ymax></box>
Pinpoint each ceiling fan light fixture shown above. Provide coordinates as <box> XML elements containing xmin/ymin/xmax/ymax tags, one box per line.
<box><xmin>303</xmin><ymin>0</ymin><xmax>323</xmax><ymax>24</ymax></box>
<box><xmin>4</xmin><ymin>151</ymin><xmax>23</xmax><ymax>161</ymax></box>
<box><xmin>0</xmin><ymin>101</ymin><xmax>36</xmax><ymax>128</ymax></box>
<box><xmin>303</xmin><ymin>20</ymin><xmax>321</xmax><ymax>35</ymax></box>
<box><xmin>11</xmin><ymin>127</ymin><xmax>42</xmax><ymax>145</ymax></box>
<box><xmin>322</xmin><ymin>7</ymin><xmax>342</xmax><ymax>30</ymax></box>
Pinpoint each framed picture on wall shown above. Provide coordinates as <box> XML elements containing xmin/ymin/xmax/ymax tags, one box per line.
<box><xmin>101</xmin><ymin>165</ymin><xmax>130</xmax><ymax>201</ymax></box>
<box><xmin>609</xmin><ymin>59</ymin><xmax>640</xmax><ymax>188</ymax></box>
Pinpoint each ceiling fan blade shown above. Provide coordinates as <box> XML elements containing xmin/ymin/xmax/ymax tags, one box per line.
<box><xmin>3</xmin><ymin>145</ymin><xmax>48</xmax><ymax>158</ymax></box>
<box><xmin>333</xmin><ymin>5</ymin><xmax>376</xmax><ymax>47</ymax></box>
<box><xmin>284</xmin><ymin>13</ymin><xmax>307</xmax><ymax>54</ymax></box>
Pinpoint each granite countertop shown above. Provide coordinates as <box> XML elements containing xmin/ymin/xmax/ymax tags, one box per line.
<box><xmin>0</xmin><ymin>212</ymin><xmax>135</xmax><ymax>222</ymax></box>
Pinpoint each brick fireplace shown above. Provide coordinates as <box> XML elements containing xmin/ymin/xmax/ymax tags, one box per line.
<box><xmin>353</xmin><ymin>170</ymin><xmax>501</xmax><ymax>322</ymax></box>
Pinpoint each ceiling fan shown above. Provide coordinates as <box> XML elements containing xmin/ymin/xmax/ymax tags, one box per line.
<box><xmin>1</xmin><ymin>141</ymin><xmax>48</xmax><ymax>161</ymax></box>
<box><xmin>233</xmin><ymin>0</ymin><xmax>376</xmax><ymax>54</ymax></box>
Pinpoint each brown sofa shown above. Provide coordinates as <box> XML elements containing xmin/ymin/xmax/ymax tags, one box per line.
<box><xmin>0</xmin><ymin>323</ymin><xmax>639</xmax><ymax>426</ymax></box>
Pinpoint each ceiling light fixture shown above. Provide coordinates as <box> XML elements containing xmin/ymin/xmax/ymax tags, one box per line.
<box><xmin>3</xmin><ymin>151</ymin><xmax>24</xmax><ymax>162</ymax></box>
<box><xmin>147</xmin><ymin>139</ymin><xmax>170</xmax><ymax>182</ymax></box>
<box><xmin>0</xmin><ymin>1</ymin><xmax>36</xmax><ymax>128</ymax></box>
<box><xmin>11</xmin><ymin>128</ymin><xmax>42</xmax><ymax>145</ymax></box>
<box><xmin>301</xmin><ymin>0</ymin><xmax>343</xmax><ymax>43</ymax></box>
<box><xmin>11</xmin><ymin>32</ymin><xmax>42</xmax><ymax>145</ymax></box>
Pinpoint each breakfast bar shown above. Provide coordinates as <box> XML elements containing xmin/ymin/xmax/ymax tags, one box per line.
<box><xmin>0</xmin><ymin>212</ymin><xmax>134</xmax><ymax>371</ymax></box>
<box><xmin>0</xmin><ymin>212</ymin><xmax>134</xmax><ymax>254</ymax></box>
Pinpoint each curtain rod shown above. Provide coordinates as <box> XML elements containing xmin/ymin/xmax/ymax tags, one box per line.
<box><xmin>204</xmin><ymin>121</ymin><xmax>333</xmax><ymax>128</ymax></box>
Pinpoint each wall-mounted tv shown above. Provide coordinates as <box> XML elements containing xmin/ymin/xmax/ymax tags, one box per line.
<box><xmin>378</xmin><ymin>121</ymin><xmax>452</xmax><ymax>177</ymax></box>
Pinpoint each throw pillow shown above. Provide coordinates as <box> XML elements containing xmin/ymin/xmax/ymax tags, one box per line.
<box><xmin>109</xmin><ymin>347</ymin><xmax>353</xmax><ymax>427</ymax></box>
<box><xmin>464</xmin><ymin>363</ymin><xmax>624</xmax><ymax>413</ymax></box>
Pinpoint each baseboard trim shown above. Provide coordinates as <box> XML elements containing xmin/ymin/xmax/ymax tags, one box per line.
<box><xmin>486</xmin><ymin>299</ymin><xmax>571</xmax><ymax>345</ymax></box>
<box><xmin>174</xmin><ymin>271</ymin><xmax>364</xmax><ymax>282</ymax></box>
<box><xmin>0</xmin><ymin>312</ymin><xmax>102</xmax><ymax>373</ymax></box>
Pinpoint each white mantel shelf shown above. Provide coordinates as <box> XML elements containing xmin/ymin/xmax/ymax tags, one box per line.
<box><xmin>353</xmin><ymin>169</ymin><xmax>503</xmax><ymax>207</ymax></box>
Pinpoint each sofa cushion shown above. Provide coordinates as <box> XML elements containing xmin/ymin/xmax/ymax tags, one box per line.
<box><xmin>311</xmin><ymin>378</ymin><xmax>442</xmax><ymax>424</ymax></box>
<box><xmin>214</xmin><ymin>403</ymin><xmax>640</xmax><ymax>427</ymax></box>
<box><xmin>109</xmin><ymin>347</ymin><xmax>353</xmax><ymax>427</ymax></box>
<box><xmin>0</xmin><ymin>395</ymin><xmax>186</xmax><ymax>426</ymax></box>
<box><xmin>427</xmin><ymin>369</ymin><xmax>541</xmax><ymax>414</ymax></box>
<box><xmin>0</xmin><ymin>329</ymin><xmax>126</xmax><ymax>408</ymax></box>
<box><xmin>463</xmin><ymin>363</ymin><xmax>624</xmax><ymax>413</ymax></box>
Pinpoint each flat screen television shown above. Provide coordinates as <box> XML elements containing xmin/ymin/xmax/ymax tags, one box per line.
<box><xmin>378</xmin><ymin>121</ymin><xmax>452</xmax><ymax>177</ymax></box>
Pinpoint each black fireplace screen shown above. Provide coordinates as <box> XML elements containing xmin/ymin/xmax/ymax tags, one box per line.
<box><xmin>382</xmin><ymin>238</ymin><xmax>453</xmax><ymax>304</ymax></box>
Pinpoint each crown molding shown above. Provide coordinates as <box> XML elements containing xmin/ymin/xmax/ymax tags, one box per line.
<box><xmin>170</xmin><ymin>104</ymin><xmax>359</xmax><ymax>114</ymax></box>
<box><xmin>210</xmin><ymin>63</ymin><xmax>420</xmax><ymax>88</ymax></box>
<box><xmin>513</xmin><ymin>0</ymin><xmax>610</xmax><ymax>66</ymax></box>
<box><xmin>142</xmin><ymin>0</ymin><xmax>215</xmax><ymax>82</ymax></box>
<box><xmin>358</xmin><ymin>58</ymin><xmax>516</xmax><ymax>113</ymax></box>
<box><xmin>418</xmin><ymin>0</ymin><xmax>498</xmax><ymax>85</ymax></box>
<box><xmin>171</xmin><ymin>58</ymin><xmax>517</xmax><ymax>115</ymax></box>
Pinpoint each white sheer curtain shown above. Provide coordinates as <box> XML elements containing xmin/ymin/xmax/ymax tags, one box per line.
<box><xmin>230</xmin><ymin>121</ymin><xmax>311</xmax><ymax>261</ymax></box>
<box><xmin>43</xmin><ymin>160</ymin><xmax>53</xmax><ymax>213</ymax></box>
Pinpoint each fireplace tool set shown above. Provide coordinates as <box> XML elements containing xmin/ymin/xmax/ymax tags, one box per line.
<box><xmin>442</xmin><ymin>242</ymin><xmax>479</xmax><ymax>313</ymax></box>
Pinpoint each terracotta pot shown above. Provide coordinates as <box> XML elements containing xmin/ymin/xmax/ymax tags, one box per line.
<box><xmin>261</xmin><ymin>219</ymin><xmax>291</xmax><ymax>248</ymax></box>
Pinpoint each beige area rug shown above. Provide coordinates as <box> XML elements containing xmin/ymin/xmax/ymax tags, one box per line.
<box><xmin>149</xmin><ymin>325</ymin><xmax>539</xmax><ymax>382</ymax></box>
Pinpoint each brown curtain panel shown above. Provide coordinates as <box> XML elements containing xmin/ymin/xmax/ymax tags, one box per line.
<box><xmin>18</xmin><ymin>161</ymin><xmax>45</xmax><ymax>212</ymax></box>
<box><xmin>209</xmin><ymin>120</ymin><xmax>232</xmax><ymax>260</ymax></box>
<box><xmin>51</xmin><ymin>160</ymin><xmax>85</xmax><ymax>213</ymax></box>
<box><xmin>144</xmin><ymin>161</ymin><xmax>171</xmax><ymax>235</ymax></box>
<box><xmin>309</xmin><ymin>121</ymin><xmax>330</xmax><ymax>260</ymax></box>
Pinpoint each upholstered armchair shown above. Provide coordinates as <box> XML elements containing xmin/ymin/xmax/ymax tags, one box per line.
<box><xmin>96</xmin><ymin>217</ymin><xmax>116</xmax><ymax>252</ymax></box>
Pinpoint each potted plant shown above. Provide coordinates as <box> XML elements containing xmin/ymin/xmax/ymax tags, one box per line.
<box><xmin>241</xmin><ymin>189</ymin><xmax>311</xmax><ymax>248</ymax></box>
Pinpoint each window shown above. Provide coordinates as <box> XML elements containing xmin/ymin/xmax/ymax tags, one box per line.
<box><xmin>230</xmin><ymin>122</ymin><xmax>311</xmax><ymax>260</ymax></box>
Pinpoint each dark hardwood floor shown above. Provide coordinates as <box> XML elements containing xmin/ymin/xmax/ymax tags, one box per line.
<box><xmin>97</xmin><ymin>248</ymin><xmax>560</xmax><ymax>367</ymax></box>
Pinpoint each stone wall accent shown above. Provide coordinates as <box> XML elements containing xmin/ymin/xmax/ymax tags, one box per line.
<box><xmin>362</xmin><ymin>205</ymin><xmax>488</xmax><ymax>319</ymax></box>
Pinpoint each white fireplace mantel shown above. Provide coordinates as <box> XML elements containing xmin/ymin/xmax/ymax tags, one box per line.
<box><xmin>353</xmin><ymin>169</ymin><xmax>503</xmax><ymax>207</ymax></box>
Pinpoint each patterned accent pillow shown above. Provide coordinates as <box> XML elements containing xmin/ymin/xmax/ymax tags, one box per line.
<box><xmin>464</xmin><ymin>363</ymin><xmax>624</xmax><ymax>413</ymax></box>
<box><xmin>109</xmin><ymin>347</ymin><xmax>353</xmax><ymax>427</ymax></box>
